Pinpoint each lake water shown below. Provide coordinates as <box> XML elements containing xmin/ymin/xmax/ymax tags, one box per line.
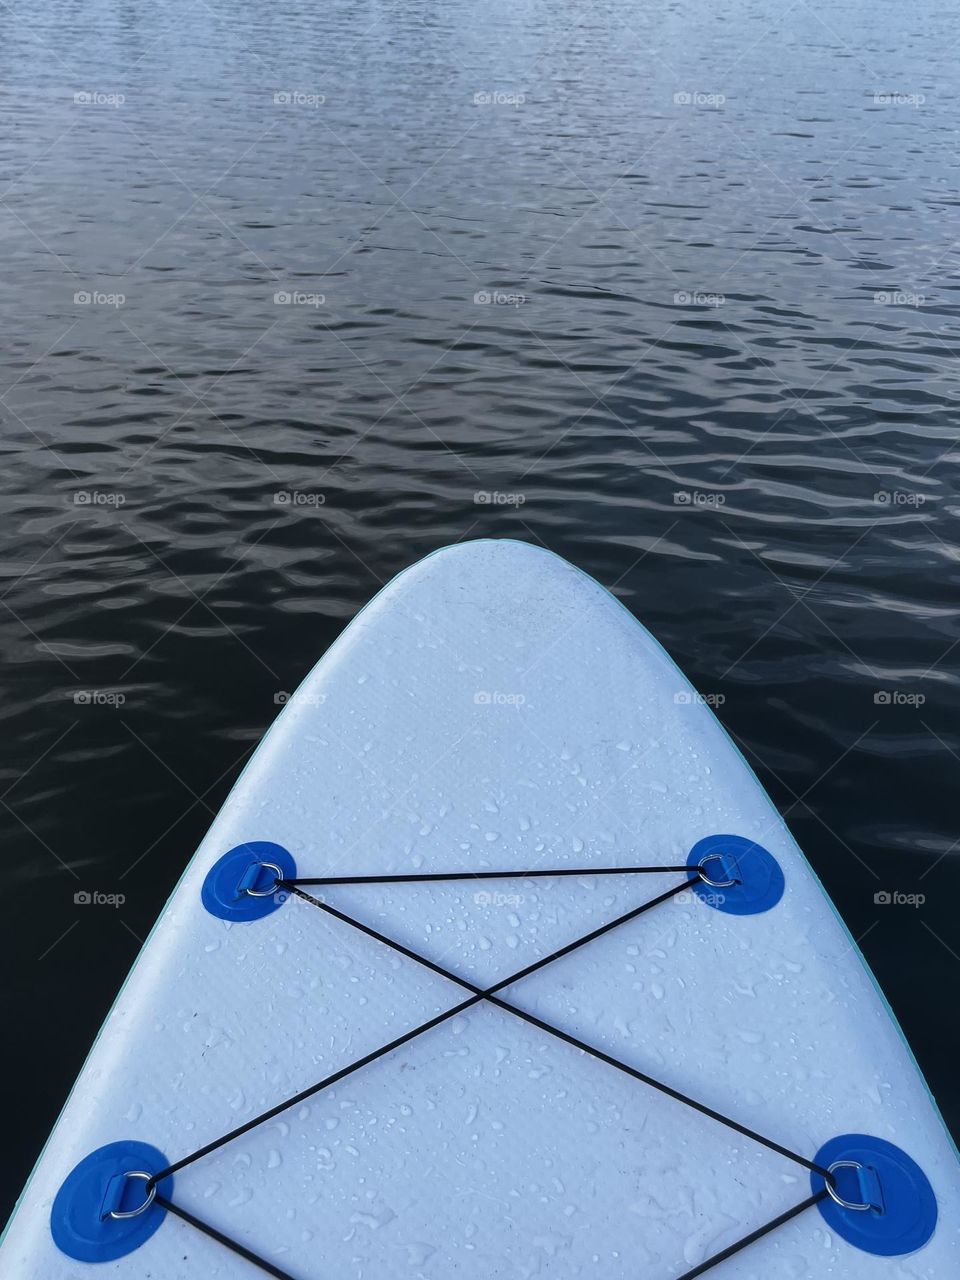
<box><xmin>2</xmin><ymin>0</ymin><xmax>958</xmax><ymax>1219</ymax></box>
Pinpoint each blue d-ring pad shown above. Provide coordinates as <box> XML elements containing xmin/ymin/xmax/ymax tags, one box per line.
<box><xmin>686</xmin><ymin>834</ymin><xmax>785</xmax><ymax>915</ymax></box>
<box><xmin>51</xmin><ymin>1141</ymin><xmax>172</xmax><ymax>1262</ymax></box>
<box><xmin>201</xmin><ymin>841</ymin><xmax>296</xmax><ymax>921</ymax></box>
<box><xmin>812</xmin><ymin>1134</ymin><xmax>937</xmax><ymax>1256</ymax></box>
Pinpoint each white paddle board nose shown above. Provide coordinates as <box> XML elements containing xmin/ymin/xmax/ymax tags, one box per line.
<box><xmin>4</xmin><ymin>540</ymin><xmax>957</xmax><ymax>1278</ymax></box>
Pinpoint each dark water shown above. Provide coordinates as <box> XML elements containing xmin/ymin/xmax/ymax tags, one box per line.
<box><xmin>2</xmin><ymin>0</ymin><xmax>959</xmax><ymax>1222</ymax></box>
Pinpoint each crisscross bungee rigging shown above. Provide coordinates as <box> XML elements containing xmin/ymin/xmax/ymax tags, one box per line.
<box><xmin>139</xmin><ymin>856</ymin><xmax>833</xmax><ymax>1280</ymax></box>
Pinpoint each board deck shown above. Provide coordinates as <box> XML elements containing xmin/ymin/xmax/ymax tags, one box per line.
<box><xmin>3</xmin><ymin>538</ymin><xmax>958</xmax><ymax>1278</ymax></box>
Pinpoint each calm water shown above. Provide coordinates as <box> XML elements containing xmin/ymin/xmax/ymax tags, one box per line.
<box><xmin>2</xmin><ymin>0</ymin><xmax>959</xmax><ymax>1220</ymax></box>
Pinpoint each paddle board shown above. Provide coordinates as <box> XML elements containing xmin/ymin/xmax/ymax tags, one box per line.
<box><xmin>2</xmin><ymin>538</ymin><xmax>957</xmax><ymax>1278</ymax></box>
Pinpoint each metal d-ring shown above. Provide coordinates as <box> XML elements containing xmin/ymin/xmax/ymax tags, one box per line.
<box><xmin>244</xmin><ymin>861</ymin><xmax>284</xmax><ymax>897</ymax></box>
<box><xmin>107</xmin><ymin>1170</ymin><xmax>156</xmax><ymax>1219</ymax></box>
<box><xmin>697</xmin><ymin>853</ymin><xmax>737</xmax><ymax>889</ymax></box>
<box><xmin>826</xmin><ymin>1160</ymin><xmax>873</xmax><ymax>1211</ymax></box>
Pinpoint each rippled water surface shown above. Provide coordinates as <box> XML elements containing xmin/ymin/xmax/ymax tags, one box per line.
<box><xmin>2</xmin><ymin>0</ymin><xmax>959</xmax><ymax>1218</ymax></box>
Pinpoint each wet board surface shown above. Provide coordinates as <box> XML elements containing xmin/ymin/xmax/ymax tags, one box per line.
<box><xmin>3</xmin><ymin>538</ymin><xmax>958</xmax><ymax>1278</ymax></box>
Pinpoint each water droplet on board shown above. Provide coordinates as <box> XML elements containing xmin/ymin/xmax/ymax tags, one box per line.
<box><xmin>403</xmin><ymin>1242</ymin><xmax>436</xmax><ymax>1265</ymax></box>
